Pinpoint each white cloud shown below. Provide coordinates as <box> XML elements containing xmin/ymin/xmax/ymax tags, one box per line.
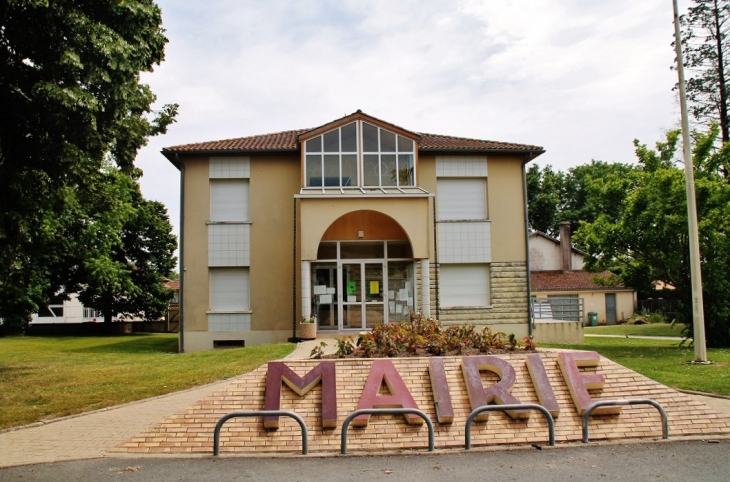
<box><xmin>136</xmin><ymin>0</ymin><xmax>694</xmax><ymax>245</ymax></box>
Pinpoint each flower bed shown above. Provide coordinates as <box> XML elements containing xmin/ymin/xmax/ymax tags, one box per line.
<box><xmin>311</xmin><ymin>313</ymin><xmax>536</xmax><ymax>359</ymax></box>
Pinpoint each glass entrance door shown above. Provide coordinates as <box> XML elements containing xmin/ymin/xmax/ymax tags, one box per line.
<box><xmin>313</xmin><ymin>265</ymin><xmax>338</xmax><ymax>330</ymax></box>
<box><xmin>341</xmin><ymin>262</ymin><xmax>385</xmax><ymax>329</ymax></box>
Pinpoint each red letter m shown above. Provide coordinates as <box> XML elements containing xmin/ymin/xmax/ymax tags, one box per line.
<box><xmin>263</xmin><ymin>362</ymin><xmax>337</xmax><ymax>429</ymax></box>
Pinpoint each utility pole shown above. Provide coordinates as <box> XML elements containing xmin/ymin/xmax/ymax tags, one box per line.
<box><xmin>672</xmin><ymin>0</ymin><xmax>708</xmax><ymax>362</ymax></box>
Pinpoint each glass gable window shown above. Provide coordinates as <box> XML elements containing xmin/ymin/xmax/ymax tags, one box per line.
<box><xmin>305</xmin><ymin>122</ymin><xmax>358</xmax><ymax>188</ymax></box>
<box><xmin>362</xmin><ymin>122</ymin><xmax>414</xmax><ymax>187</ymax></box>
<box><xmin>304</xmin><ymin>121</ymin><xmax>416</xmax><ymax>188</ymax></box>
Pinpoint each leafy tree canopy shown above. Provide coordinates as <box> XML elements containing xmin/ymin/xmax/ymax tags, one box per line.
<box><xmin>0</xmin><ymin>1</ymin><xmax>178</xmax><ymax>328</ymax></box>
<box><xmin>526</xmin><ymin>161</ymin><xmax>635</xmax><ymax>239</ymax></box>
<box><xmin>71</xmin><ymin>166</ymin><xmax>177</xmax><ymax>324</ymax></box>
<box><xmin>574</xmin><ymin>125</ymin><xmax>730</xmax><ymax>346</ymax></box>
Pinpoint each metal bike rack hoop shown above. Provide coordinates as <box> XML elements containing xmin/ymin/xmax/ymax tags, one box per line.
<box><xmin>582</xmin><ymin>398</ymin><xmax>669</xmax><ymax>443</ymax></box>
<box><xmin>465</xmin><ymin>403</ymin><xmax>555</xmax><ymax>449</ymax></box>
<box><xmin>340</xmin><ymin>408</ymin><xmax>435</xmax><ymax>454</ymax></box>
<box><xmin>213</xmin><ymin>410</ymin><xmax>308</xmax><ymax>455</ymax></box>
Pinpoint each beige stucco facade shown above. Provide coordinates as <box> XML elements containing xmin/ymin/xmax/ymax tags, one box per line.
<box><xmin>486</xmin><ymin>157</ymin><xmax>528</xmax><ymax>263</ymax></box>
<box><xmin>180</xmin><ymin>157</ymin><xmax>210</xmax><ymax>337</ymax></box>
<box><xmin>169</xmin><ymin>112</ymin><xmax>542</xmax><ymax>351</ymax></box>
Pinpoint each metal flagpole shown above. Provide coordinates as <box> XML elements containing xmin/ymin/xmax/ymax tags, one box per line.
<box><xmin>672</xmin><ymin>0</ymin><xmax>708</xmax><ymax>362</ymax></box>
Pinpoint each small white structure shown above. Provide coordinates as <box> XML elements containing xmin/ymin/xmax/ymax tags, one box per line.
<box><xmin>30</xmin><ymin>294</ymin><xmax>101</xmax><ymax>324</ymax></box>
<box><xmin>529</xmin><ymin>222</ymin><xmax>635</xmax><ymax>326</ymax></box>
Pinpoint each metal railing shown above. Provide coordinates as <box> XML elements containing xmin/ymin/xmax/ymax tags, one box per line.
<box><xmin>213</xmin><ymin>410</ymin><xmax>309</xmax><ymax>455</ymax></box>
<box><xmin>211</xmin><ymin>400</ymin><xmax>667</xmax><ymax>455</ymax></box>
<box><xmin>532</xmin><ymin>297</ymin><xmax>585</xmax><ymax>322</ymax></box>
<box><xmin>582</xmin><ymin>399</ymin><xmax>668</xmax><ymax>443</ymax></box>
<box><xmin>340</xmin><ymin>408</ymin><xmax>434</xmax><ymax>454</ymax></box>
<box><xmin>465</xmin><ymin>404</ymin><xmax>556</xmax><ymax>449</ymax></box>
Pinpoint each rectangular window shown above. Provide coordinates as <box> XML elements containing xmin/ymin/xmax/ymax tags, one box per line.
<box><xmin>440</xmin><ymin>264</ymin><xmax>490</xmax><ymax>308</ymax></box>
<box><xmin>210</xmin><ymin>179</ymin><xmax>249</xmax><ymax>221</ymax></box>
<box><xmin>210</xmin><ymin>268</ymin><xmax>250</xmax><ymax>311</ymax></box>
<box><xmin>437</xmin><ymin>178</ymin><xmax>487</xmax><ymax>220</ymax></box>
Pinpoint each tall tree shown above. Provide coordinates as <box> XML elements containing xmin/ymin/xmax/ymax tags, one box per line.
<box><xmin>560</xmin><ymin>161</ymin><xmax>636</xmax><ymax>236</ymax></box>
<box><xmin>0</xmin><ymin>1</ymin><xmax>177</xmax><ymax>325</ymax></box>
<box><xmin>526</xmin><ymin>164</ymin><xmax>564</xmax><ymax>236</ymax></box>
<box><xmin>72</xmin><ymin>168</ymin><xmax>177</xmax><ymax>324</ymax></box>
<box><xmin>575</xmin><ymin>126</ymin><xmax>730</xmax><ymax>346</ymax></box>
<box><xmin>679</xmin><ymin>0</ymin><xmax>730</xmax><ymax>149</ymax></box>
<box><xmin>526</xmin><ymin>161</ymin><xmax>635</xmax><ymax>239</ymax></box>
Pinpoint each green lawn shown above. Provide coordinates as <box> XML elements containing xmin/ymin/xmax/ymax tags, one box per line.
<box><xmin>3</xmin><ymin>332</ymin><xmax>727</xmax><ymax>431</ymax></box>
<box><xmin>0</xmin><ymin>334</ymin><xmax>295</xmax><ymax>430</ymax></box>
<box><xmin>584</xmin><ymin>323</ymin><xmax>686</xmax><ymax>337</ymax></box>
<box><xmin>542</xmin><ymin>337</ymin><xmax>730</xmax><ymax>396</ymax></box>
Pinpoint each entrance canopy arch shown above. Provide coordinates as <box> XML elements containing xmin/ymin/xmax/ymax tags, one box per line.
<box><xmin>298</xmin><ymin>197</ymin><xmax>430</xmax><ymax>261</ymax></box>
<box><xmin>298</xmin><ymin>198</ymin><xmax>432</xmax><ymax>329</ymax></box>
<box><xmin>322</xmin><ymin>210</ymin><xmax>409</xmax><ymax>242</ymax></box>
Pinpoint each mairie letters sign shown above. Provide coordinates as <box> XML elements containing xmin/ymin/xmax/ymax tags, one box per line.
<box><xmin>263</xmin><ymin>351</ymin><xmax>621</xmax><ymax>430</ymax></box>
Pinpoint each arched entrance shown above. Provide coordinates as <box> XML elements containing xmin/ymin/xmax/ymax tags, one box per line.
<box><xmin>310</xmin><ymin>211</ymin><xmax>416</xmax><ymax>331</ymax></box>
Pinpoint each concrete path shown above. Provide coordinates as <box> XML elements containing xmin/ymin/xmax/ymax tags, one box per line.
<box><xmin>0</xmin><ymin>337</ymin><xmax>728</xmax><ymax>469</ymax></box>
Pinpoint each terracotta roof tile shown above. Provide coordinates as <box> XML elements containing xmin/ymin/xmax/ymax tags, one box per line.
<box><xmin>165</xmin><ymin>129</ymin><xmax>308</xmax><ymax>153</ymax></box>
<box><xmin>163</xmin><ymin>279</ymin><xmax>180</xmax><ymax>290</ymax></box>
<box><xmin>418</xmin><ymin>133</ymin><xmax>542</xmax><ymax>152</ymax></box>
<box><xmin>531</xmin><ymin>270</ymin><xmax>627</xmax><ymax>291</ymax></box>
<box><xmin>163</xmin><ymin>130</ymin><xmax>543</xmax><ymax>155</ymax></box>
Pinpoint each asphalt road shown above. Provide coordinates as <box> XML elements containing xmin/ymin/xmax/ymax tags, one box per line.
<box><xmin>1</xmin><ymin>440</ymin><xmax>728</xmax><ymax>482</ymax></box>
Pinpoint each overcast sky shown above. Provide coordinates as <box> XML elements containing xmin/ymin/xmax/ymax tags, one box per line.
<box><xmin>136</xmin><ymin>0</ymin><xmax>693</xmax><ymax>243</ymax></box>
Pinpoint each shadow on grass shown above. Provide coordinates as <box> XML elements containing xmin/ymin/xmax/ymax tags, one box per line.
<box><xmin>0</xmin><ymin>364</ymin><xmax>35</xmax><ymax>382</ymax></box>
<box><xmin>67</xmin><ymin>334</ymin><xmax>179</xmax><ymax>354</ymax></box>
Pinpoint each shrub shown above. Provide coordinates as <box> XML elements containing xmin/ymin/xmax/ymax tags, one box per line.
<box><xmin>343</xmin><ymin>312</ymin><xmax>534</xmax><ymax>359</ymax></box>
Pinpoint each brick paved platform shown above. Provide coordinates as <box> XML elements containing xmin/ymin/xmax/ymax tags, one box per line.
<box><xmin>112</xmin><ymin>353</ymin><xmax>730</xmax><ymax>455</ymax></box>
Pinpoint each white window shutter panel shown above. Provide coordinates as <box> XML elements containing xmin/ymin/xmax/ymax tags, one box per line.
<box><xmin>437</xmin><ymin>179</ymin><xmax>486</xmax><ymax>220</ymax></box>
<box><xmin>440</xmin><ymin>264</ymin><xmax>489</xmax><ymax>307</ymax></box>
<box><xmin>210</xmin><ymin>180</ymin><xmax>249</xmax><ymax>221</ymax></box>
<box><xmin>210</xmin><ymin>268</ymin><xmax>250</xmax><ymax>310</ymax></box>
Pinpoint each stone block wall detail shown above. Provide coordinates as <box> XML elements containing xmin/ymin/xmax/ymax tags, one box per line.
<box><xmin>431</xmin><ymin>262</ymin><xmax>528</xmax><ymax>326</ymax></box>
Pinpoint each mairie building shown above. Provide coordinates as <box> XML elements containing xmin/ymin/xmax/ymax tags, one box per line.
<box><xmin>163</xmin><ymin>111</ymin><xmax>543</xmax><ymax>352</ymax></box>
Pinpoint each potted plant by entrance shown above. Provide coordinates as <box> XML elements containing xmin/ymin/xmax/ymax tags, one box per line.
<box><xmin>299</xmin><ymin>314</ymin><xmax>317</xmax><ymax>340</ymax></box>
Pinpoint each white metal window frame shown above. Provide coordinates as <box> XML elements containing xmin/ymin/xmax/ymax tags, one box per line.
<box><xmin>313</xmin><ymin>241</ymin><xmax>415</xmax><ymax>329</ymax></box>
<box><xmin>303</xmin><ymin>120</ymin><xmax>416</xmax><ymax>190</ymax></box>
<box><xmin>304</xmin><ymin>122</ymin><xmax>359</xmax><ymax>188</ymax></box>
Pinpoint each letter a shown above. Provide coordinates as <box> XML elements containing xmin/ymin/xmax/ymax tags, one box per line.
<box><xmin>354</xmin><ymin>359</ymin><xmax>422</xmax><ymax>427</ymax></box>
